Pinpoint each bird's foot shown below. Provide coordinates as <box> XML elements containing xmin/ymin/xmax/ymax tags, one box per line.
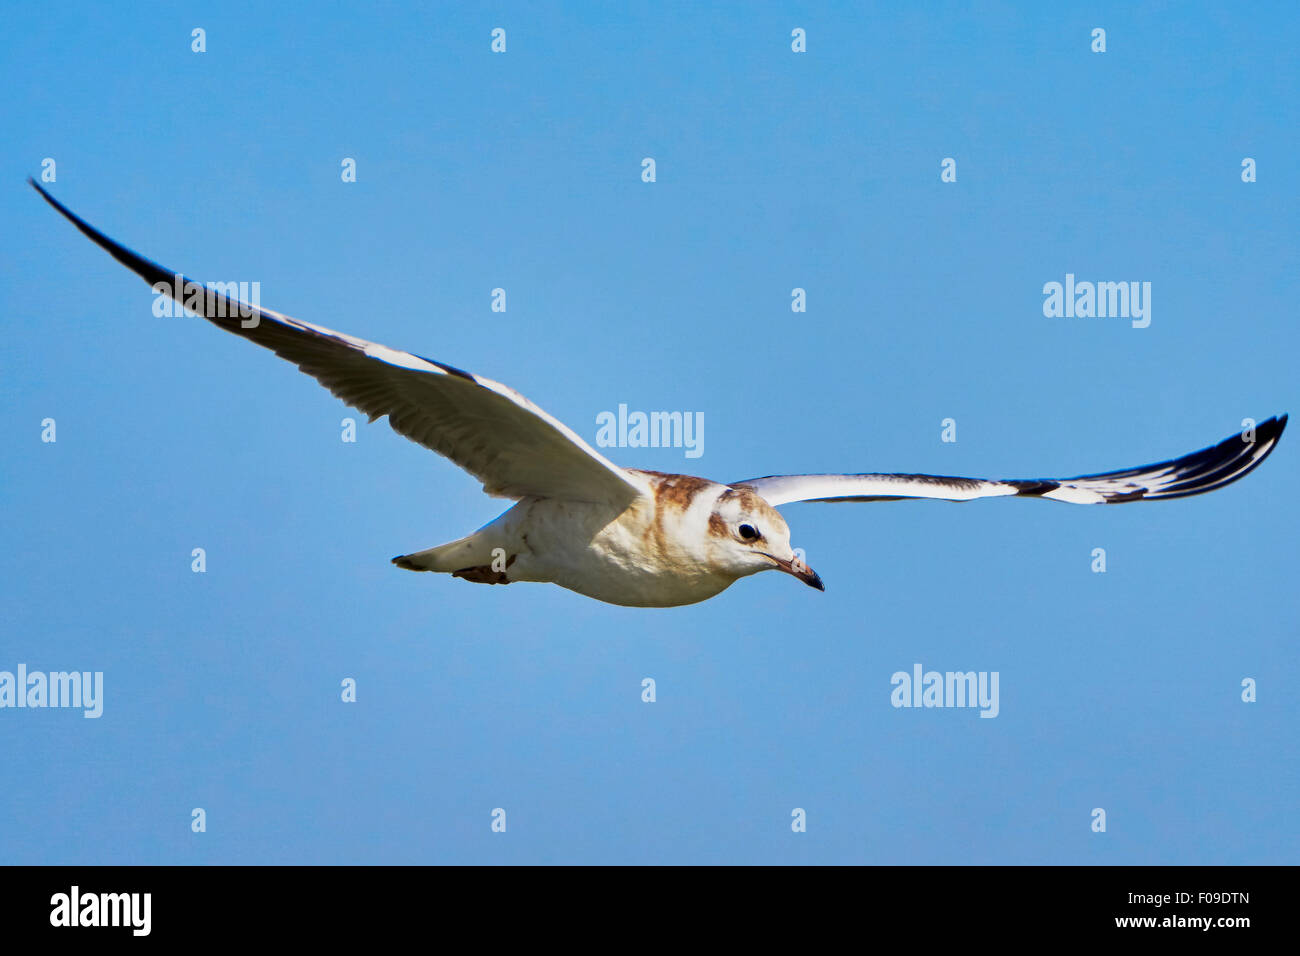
<box><xmin>451</xmin><ymin>561</ymin><xmax>513</xmax><ymax>585</ymax></box>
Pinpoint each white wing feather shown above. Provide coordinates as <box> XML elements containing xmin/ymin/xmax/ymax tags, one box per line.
<box><xmin>737</xmin><ymin>418</ymin><xmax>1287</xmax><ymax>506</ymax></box>
<box><xmin>33</xmin><ymin>182</ymin><xmax>647</xmax><ymax>506</ymax></box>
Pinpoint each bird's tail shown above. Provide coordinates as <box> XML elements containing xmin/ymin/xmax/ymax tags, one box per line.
<box><xmin>392</xmin><ymin>530</ymin><xmax>501</xmax><ymax>573</ymax></box>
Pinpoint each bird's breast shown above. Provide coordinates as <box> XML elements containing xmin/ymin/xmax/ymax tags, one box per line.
<box><xmin>506</xmin><ymin>483</ymin><xmax>735</xmax><ymax>607</ymax></box>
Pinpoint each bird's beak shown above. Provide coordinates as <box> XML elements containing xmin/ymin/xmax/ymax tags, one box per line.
<box><xmin>769</xmin><ymin>553</ymin><xmax>825</xmax><ymax>591</ymax></box>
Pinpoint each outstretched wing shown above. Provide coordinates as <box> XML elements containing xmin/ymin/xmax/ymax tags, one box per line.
<box><xmin>736</xmin><ymin>417</ymin><xmax>1287</xmax><ymax>506</ymax></box>
<box><xmin>32</xmin><ymin>180</ymin><xmax>647</xmax><ymax>506</ymax></box>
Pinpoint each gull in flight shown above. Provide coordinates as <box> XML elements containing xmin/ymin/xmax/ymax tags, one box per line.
<box><xmin>33</xmin><ymin>181</ymin><xmax>1287</xmax><ymax>607</ymax></box>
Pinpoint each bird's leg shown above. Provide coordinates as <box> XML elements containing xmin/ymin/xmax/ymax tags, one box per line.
<box><xmin>451</xmin><ymin>553</ymin><xmax>517</xmax><ymax>585</ymax></box>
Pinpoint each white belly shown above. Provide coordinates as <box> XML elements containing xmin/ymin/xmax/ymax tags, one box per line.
<box><xmin>499</xmin><ymin>496</ymin><xmax>738</xmax><ymax>608</ymax></box>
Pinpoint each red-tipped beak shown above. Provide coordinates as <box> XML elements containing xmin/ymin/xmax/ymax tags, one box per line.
<box><xmin>770</xmin><ymin>554</ymin><xmax>825</xmax><ymax>591</ymax></box>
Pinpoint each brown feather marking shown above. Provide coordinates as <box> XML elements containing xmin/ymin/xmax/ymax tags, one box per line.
<box><xmin>639</xmin><ymin>472</ymin><xmax>716</xmax><ymax>514</ymax></box>
<box><xmin>634</xmin><ymin>471</ymin><xmax>718</xmax><ymax>555</ymax></box>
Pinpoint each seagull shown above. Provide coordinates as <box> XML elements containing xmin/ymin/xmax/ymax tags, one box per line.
<box><xmin>32</xmin><ymin>181</ymin><xmax>1288</xmax><ymax>607</ymax></box>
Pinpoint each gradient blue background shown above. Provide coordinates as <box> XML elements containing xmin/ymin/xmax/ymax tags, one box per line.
<box><xmin>2</xmin><ymin>1</ymin><xmax>1295</xmax><ymax>864</ymax></box>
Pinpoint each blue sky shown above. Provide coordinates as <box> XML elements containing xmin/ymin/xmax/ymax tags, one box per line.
<box><xmin>1</xmin><ymin>1</ymin><xmax>1296</xmax><ymax>864</ymax></box>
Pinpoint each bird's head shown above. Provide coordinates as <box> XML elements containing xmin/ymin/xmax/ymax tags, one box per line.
<box><xmin>705</xmin><ymin>486</ymin><xmax>824</xmax><ymax>592</ymax></box>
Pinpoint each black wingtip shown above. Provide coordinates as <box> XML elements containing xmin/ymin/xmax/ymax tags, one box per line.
<box><xmin>1135</xmin><ymin>414</ymin><xmax>1287</xmax><ymax>501</ymax></box>
<box><xmin>30</xmin><ymin>178</ymin><xmax>179</xmax><ymax>292</ymax></box>
<box><xmin>1251</xmin><ymin>414</ymin><xmax>1287</xmax><ymax>450</ymax></box>
<box><xmin>29</xmin><ymin>176</ymin><xmax>66</xmax><ymax>211</ymax></box>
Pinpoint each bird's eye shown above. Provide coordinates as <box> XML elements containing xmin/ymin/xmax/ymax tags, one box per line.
<box><xmin>738</xmin><ymin>524</ymin><xmax>760</xmax><ymax>541</ymax></box>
